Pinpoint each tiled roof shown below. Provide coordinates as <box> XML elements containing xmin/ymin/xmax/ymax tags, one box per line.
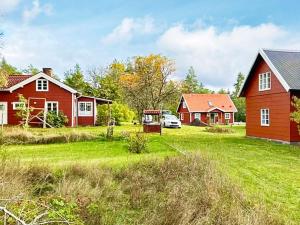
<box><xmin>263</xmin><ymin>49</ymin><xmax>300</xmax><ymax>90</ymax></box>
<box><xmin>1</xmin><ymin>75</ymin><xmax>32</xmax><ymax>89</ymax></box>
<box><xmin>182</xmin><ymin>94</ymin><xmax>237</xmax><ymax>112</ymax></box>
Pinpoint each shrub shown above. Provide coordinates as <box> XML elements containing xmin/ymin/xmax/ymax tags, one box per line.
<box><xmin>128</xmin><ymin>132</ymin><xmax>148</xmax><ymax>154</ymax></box>
<box><xmin>46</xmin><ymin>111</ymin><xmax>69</xmax><ymax>128</ymax></box>
<box><xmin>97</xmin><ymin>102</ymin><xmax>135</xmax><ymax>126</ymax></box>
<box><xmin>205</xmin><ymin>126</ymin><xmax>234</xmax><ymax>133</ymax></box>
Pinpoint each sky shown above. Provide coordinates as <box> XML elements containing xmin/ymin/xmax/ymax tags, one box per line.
<box><xmin>1</xmin><ymin>0</ymin><xmax>300</xmax><ymax>90</ymax></box>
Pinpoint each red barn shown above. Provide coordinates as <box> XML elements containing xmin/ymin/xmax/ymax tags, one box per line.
<box><xmin>239</xmin><ymin>49</ymin><xmax>300</xmax><ymax>143</ymax></box>
<box><xmin>177</xmin><ymin>94</ymin><xmax>237</xmax><ymax>125</ymax></box>
<box><xmin>0</xmin><ymin>68</ymin><xmax>111</xmax><ymax>127</ymax></box>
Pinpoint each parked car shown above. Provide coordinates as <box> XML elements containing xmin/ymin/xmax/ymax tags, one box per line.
<box><xmin>161</xmin><ymin>115</ymin><xmax>181</xmax><ymax>128</ymax></box>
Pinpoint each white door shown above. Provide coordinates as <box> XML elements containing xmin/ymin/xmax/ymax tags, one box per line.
<box><xmin>0</xmin><ymin>102</ymin><xmax>8</xmax><ymax>125</ymax></box>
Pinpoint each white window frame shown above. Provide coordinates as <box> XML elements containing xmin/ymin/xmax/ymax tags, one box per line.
<box><xmin>46</xmin><ymin>101</ymin><xmax>59</xmax><ymax>114</ymax></box>
<box><xmin>36</xmin><ymin>79</ymin><xmax>49</xmax><ymax>91</ymax></box>
<box><xmin>194</xmin><ymin>113</ymin><xmax>201</xmax><ymax>120</ymax></box>
<box><xmin>78</xmin><ymin>102</ymin><xmax>93</xmax><ymax>117</ymax></box>
<box><xmin>225</xmin><ymin>113</ymin><xmax>231</xmax><ymax>120</ymax></box>
<box><xmin>260</xmin><ymin>108</ymin><xmax>270</xmax><ymax>126</ymax></box>
<box><xmin>182</xmin><ymin>101</ymin><xmax>187</xmax><ymax>109</ymax></box>
<box><xmin>12</xmin><ymin>102</ymin><xmax>25</xmax><ymax>110</ymax></box>
<box><xmin>259</xmin><ymin>72</ymin><xmax>271</xmax><ymax>91</ymax></box>
<box><xmin>180</xmin><ymin>113</ymin><xmax>184</xmax><ymax>120</ymax></box>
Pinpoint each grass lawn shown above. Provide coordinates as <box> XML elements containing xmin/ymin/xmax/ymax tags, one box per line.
<box><xmin>4</xmin><ymin>124</ymin><xmax>300</xmax><ymax>224</ymax></box>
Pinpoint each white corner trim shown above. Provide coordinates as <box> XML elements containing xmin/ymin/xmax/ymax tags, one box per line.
<box><xmin>9</xmin><ymin>73</ymin><xmax>78</xmax><ymax>94</ymax></box>
<box><xmin>238</xmin><ymin>49</ymin><xmax>290</xmax><ymax>97</ymax></box>
<box><xmin>259</xmin><ymin>49</ymin><xmax>290</xmax><ymax>92</ymax></box>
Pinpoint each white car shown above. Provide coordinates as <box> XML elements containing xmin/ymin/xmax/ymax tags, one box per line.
<box><xmin>161</xmin><ymin>115</ymin><xmax>181</xmax><ymax>128</ymax></box>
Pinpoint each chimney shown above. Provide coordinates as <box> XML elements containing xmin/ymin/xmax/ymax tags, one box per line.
<box><xmin>43</xmin><ymin>68</ymin><xmax>53</xmax><ymax>77</ymax></box>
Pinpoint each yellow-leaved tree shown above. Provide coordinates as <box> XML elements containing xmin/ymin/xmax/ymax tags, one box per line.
<box><xmin>120</xmin><ymin>54</ymin><xmax>178</xmax><ymax>122</ymax></box>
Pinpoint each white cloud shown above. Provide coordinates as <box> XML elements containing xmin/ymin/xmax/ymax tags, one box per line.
<box><xmin>22</xmin><ymin>0</ymin><xmax>53</xmax><ymax>23</ymax></box>
<box><xmin>101</xmin><ymin>16</ymin><xmax>155</xmax><ymax>44</ymax></box>
<box><xmin>0</xmin><ymin>0</ymin><xmax>21</xmax><ymax>14</ymax></box>
<box><xmin>157</xmin><ymin>23</ymin><xmax>300</xmax><ymax>89</ymax></box>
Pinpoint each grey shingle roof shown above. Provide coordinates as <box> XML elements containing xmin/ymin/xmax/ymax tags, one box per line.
<box><xmin>263</xmin><ymin>49</ymin><xmax>300</xmax><ymax>90</ymax></box>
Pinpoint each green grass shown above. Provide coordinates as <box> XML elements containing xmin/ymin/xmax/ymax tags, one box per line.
<box><xmin>4</xmin><ymin>124</ymin><xmax>300</xmax><ymax>224</ymax></box>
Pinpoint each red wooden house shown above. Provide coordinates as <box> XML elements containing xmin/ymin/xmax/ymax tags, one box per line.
<box><xmin>239</xmin><ymin>49</ymin><xmax>300</xmax><ymax>143</ymax></box>
<box><xmin>0</xmin><ymin>68</ymin><xmax>111</xmax><ymax>127</ymax></box>
<box><xmin>177</xmin><ymin>94</ymin><xmax>237</xmax><ymax>125</ymax></box>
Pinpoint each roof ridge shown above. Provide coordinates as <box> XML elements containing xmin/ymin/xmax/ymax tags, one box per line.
<box><xmin>262</xmin><ymin>48</ymin><xmax>300</xmax><ymax>53</ymax></box>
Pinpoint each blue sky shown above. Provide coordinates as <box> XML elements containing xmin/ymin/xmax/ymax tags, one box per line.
<box><xmin>1</xmin><ymin>0</ymin><xmax>300</xmax><ymax>90</ymax></box>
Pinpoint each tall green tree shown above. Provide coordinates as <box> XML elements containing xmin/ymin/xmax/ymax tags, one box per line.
<box><xmin>0</xmin><ymin>68</ymin><xmax>8</xmax><ymax>87</ymax></box>
<box><xmin>22</xmin><ymin>64</ymin><xmax>40</xmax><ymax>75</ymax></box>
<box><xmin>0</xmin><ymin>58</ymin><xmax>21</xmax><ymax>75</ymax></box>
<box><xmin>64</xmin><ymin>64</ymin><xmax>90</xmax><ymax>94</ymax></box>
<box><xmin>181</xmin><ymin>66</ymin><xmax>212</xmax><ymax>94</ymax></box>
<box><xmin>231</xmin><ymin>72</ymin><xmax>246</xmax><ymax>122</ymax></box>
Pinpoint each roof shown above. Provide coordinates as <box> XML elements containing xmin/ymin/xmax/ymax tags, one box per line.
<box><xmin>79</xmin><ymin>95</ymin><xmax>112</xmax><ymax>103</ymax></box>
<box><xmin>1</xmin><ymin>75</ymin><xmax>32</xmax><ymax>89</ymax></box>
<box><xmin>239</xmin><ymin>49</ymin><xmax>300</xmax><ymax>96</ymax></box>
<box><xmin>143</xmin><ymin>110</ymin><xmax>161</xmax><ymax>115</ymax></box>
<box><xmin>0</xmin><ymin>72</ymin><xmax>78</xmax><ymax>94</ymax></box>
<box><xmin>179</xmin><ymin>94</ymin><xmax>237</xmax><ymax>112</ymax></box>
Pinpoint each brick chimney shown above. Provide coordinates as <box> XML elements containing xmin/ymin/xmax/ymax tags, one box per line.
<box><xmin>42</xmin><ymin>68</ymin><xmax>53</xmax><ymax>77</ymax></box>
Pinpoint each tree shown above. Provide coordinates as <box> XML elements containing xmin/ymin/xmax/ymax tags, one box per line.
<box><xmin>64</xmin><ymin>64</ymin><xmax>90</xmax><ymax>94</ymax></box>
<box><xmin>291</xmin><ymin>96</ymin><xmax>300</xmax><ymax>134</ymax></box>
<box><xmin>22</xmin><ymin>64</ymin><xmax>40</xmax><ymax>75</ymax></box>
<box><xmin>181</xmin><ymin>66</ymin><xmax>212</xmax><ymax>94</ymax></box>
<box><xmin>0</xmin><ymin>58</ymin><xmax>21</xmax><ymax>75</ymax></box>
<box><xmin>0</xmin><ymin>68</ymin><xmax>8</xmax><ymax>87</ymax></box>
<box><xmin>120</xmin><ymin>54</ymin><xmax>178</xmax><ymax>121</ymax></box>
<box><xmin>231</xmin><ymin>72</ymin><xmax>246</xmax><ymax>122</ymax></box>
<box><xmin>218</xmin><ymin>88</ymin><xmax>229</xmax><ymax>94</ymax></box>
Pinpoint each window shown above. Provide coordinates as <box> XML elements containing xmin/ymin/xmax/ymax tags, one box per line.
<box><xmin>47</xmin><ymin>102</ymin><xmax>58</xmax><ymax>114</ymax></box>
<box><xmin>194</xmin><ymin>113</ymin><xmax>201</xmax><ymax>120</ymax></box>
<box><xmin>12</xmin><ymin>102</ymin><xmax>25</xmax><ymax>110</ymax></box>
<box><xmin>261</xmin><ymin>109</ymin><xmax>270</xmax><ymax>126</ymax></box>
<box><xmin>182</xmin><ymin>101</ymin><xmax>187</xmax><ymax>108</ymax></box>
<box><xmin>78</xmin><ymin>102</ymin><xmax>93</xmax><ymax>116</ymax></box>
<box><xmin>225</xmin><ymin>113</ymin><xmax>231</xmax><ymax>120</ymax></box>
<box><xmin>259</xmin><ymin>72</ymin><xmax>271</xmax><ymax>91</ymax></box>
<box><xmin>36</xmin><ymin>79</ymin><xmax>48</xmax><ymax>91</ymax></box>
<box><xmin>180</xmin><ymin>113</ymin><xmax>184</xmax><ymax>120</ymax></box>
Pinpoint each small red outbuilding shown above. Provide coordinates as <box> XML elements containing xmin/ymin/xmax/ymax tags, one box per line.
<box><xmin>239</xmin><ymin>49</ymin><xmax>300</xmax><ymax>143</ymax></box>
<box><xmin>0</xmin><ymin>68</ymin><xmax>111</xmax><ymax>127</ymax></box>
<box><xmin>177</xmin><ymin>94</ymin><xmax>237</xmax><ymax>125</ymax></box>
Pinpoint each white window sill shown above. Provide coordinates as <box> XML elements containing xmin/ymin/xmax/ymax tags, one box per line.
<box><xmin>261</xmin><ymin>124</ymin><xmax>270</xmax><ymax>127</ymax></box>
<box><xmin>259</xmin><ymin>88</ymin><xmax>271</xmax><ymax>92</ymax></box>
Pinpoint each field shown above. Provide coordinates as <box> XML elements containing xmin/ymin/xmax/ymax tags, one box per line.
<box><xmin>3</xmin><ymin>124</ymin><xmax>300</xmax><ymax>224</ymax></box>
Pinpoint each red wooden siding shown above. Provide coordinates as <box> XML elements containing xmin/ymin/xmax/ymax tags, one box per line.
<box><xmin>77</xmin><ymin>97</ymin><xmax>95</xmax><ymax>126</ymax></box>
<box><xmin>244</xmin><ymin>56</ymin><xmax>292</xmax><ymax>142</ymax></box>
<box><xmin>0</xmin><ymin>80</ymin><xmax>73</xmax><ymax>126</ymax></box>
<box><xmin>177</xmin><ymin>100</ymin><xmax>234</xmax><ymax>125</ymax></box>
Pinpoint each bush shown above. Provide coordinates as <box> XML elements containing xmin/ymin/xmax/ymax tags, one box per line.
<box><xmin>128</xmin><ymin>132</ymin><xmax>148</xmax><ymax>154</ymax></box>
<box><xmin>205</xmin><ymin>126</ymin><xmax>234</xmax><ymax>133</ymax></box>
<box><xmin>46</xmin><ymin>111</ymin><xmax>69</xmax><ymax>128</ymax></box>
<box><xmin>97</xmin><ymin>103</ymin><xmax>135</xmax><ymax>126</ymax></box>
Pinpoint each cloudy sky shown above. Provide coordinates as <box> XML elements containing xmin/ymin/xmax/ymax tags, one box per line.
<box><xmin>1</xmin><ymin>0</ymin><xmax>300</xmax><ymax>90</ymax></box>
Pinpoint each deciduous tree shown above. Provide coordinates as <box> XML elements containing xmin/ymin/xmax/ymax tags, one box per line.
<box><xmin>120</xmin><ymin>54</ymin><xmax>178</xmax><ymax>121</ymax></box>
<box><xmin>231</xmin><ymin>72</ymin><xmax>246</xmax><ymax>122</ymax></box>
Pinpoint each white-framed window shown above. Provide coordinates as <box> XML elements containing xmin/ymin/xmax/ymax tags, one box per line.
<box><xmin>46</xmin><ymin>101</ymin><xmax>58</xmax><ymax>114</ymax></box>
<box><xmin>261</xmin><ymin>109</ymin><xmax>270</xmax><ymax>126</ymax></box>
<box><xmin>180</xmin><ymin>113</ymin><xmax>184</xmax><ymax>120</ymax></box>
<box><xmin>36</xmin><ymin>79</ymin><xmax>49</xmax><ymax>91</ymax></box>
<box><xmin>182</xmin><ymin>101</ymin><xmax>187</xmax><ymax>108</ymax></box>
<box><xmin>194</xmin><ymin>113</ymin><xmax>201</xmax><ymax>120</ymax></box>
<box><xmin>12</xmin><ymin>102</ymin><xmax>25</xmax><ymax>110</ymax></box>
<box><xmin>259</xmin><ymin>72</ymin><xmax>271</xmax><ymax>91</ymax></box>
<box><xmin>225</xmin><ymin>113</ymin><xmax>231</xmax><ymax>120</ymax></box>
<box><xmin>78</xmin><ymin>102</ymin><xmax>93</xmax><ymax>116</ymax></box>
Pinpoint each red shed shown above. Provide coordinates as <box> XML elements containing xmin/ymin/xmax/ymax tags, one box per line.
<box><xmin>0</xmin><ymin>68</ymin><xmax>111</xmax><ymax>127</ymax></box>
<box><xmin>177</xmin><ymin>94</ymin><xmax>237</xmax><ymax>125</ymax></box>
<box><xmin>239</xmin><ymin>49</ymin><xmax>300</xmax><ymax>143</ymax></box>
